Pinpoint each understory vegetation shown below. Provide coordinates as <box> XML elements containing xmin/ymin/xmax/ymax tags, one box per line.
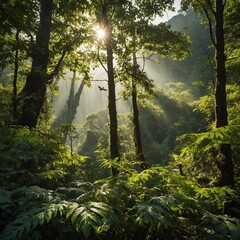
<box><xmin>0</xmin><ymin>126</ymin><xmax>240</xmax><ymax>240</ymax></box>
<box><xmin>1</xmin><ymin>0</ymin><xmax>240</xmax><ymax>239</ymax></box>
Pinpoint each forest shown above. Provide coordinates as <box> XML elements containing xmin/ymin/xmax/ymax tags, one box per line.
<box><xmin>0</xmin><ymin>0</ymin><xmax>240</xmax><ymax>239</ymax></box>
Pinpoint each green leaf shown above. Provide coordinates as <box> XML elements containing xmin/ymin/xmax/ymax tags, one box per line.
<box><xmin>66</xmin><ymin>202</ymin><xmax>79</xmax><ymax>219</ymax></box>
<box><xmin>226</xmin><ymin>220</ymin><xmax>240</xmax><ymax>240</ymax></box>
<box><xmin>81</xmin><ymin>221</ymin><xmax>92</xmax><ymax>239</ymax></box>
<box><xmin>0</xmin><ymin>189</ymin><xmax>12</xmax><ymax>209</ymax></box>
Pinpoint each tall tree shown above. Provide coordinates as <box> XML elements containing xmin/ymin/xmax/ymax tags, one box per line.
<box><xmin>214</xmin><ymin>0</ymin><xmax>234</xmax><ymax>187</ymax></box>
<box><xmin>132</xmin><ymin>52</ymin><xmax>146</xmax><ymax>164</ymax></box>
<box><xmin>17</xmin><ymin>0</ymin><xmax>91</xmax><ymax>128</ymax></box>
<box><xmin>100</xmin><ymin>2</ymin><xmax>120</xmax><ymax>176</ymax></box>
<box><xmin>115</xmin><ymin>3</ymin><xmax>189</xmax><ymax>167</ymax></box>
<box><xmin>18</xmin><ymin>0</ymin><xmax>53</xmax><ymax>127</ymax></box>
<box><xmin>93</xmin><ymin>0</ymin><xmax>189</xmax><ymax>173</ymax></box>
<box><xmin>181</xmin><ymin>0</ymin><xmax>234</xmax><ymax>187</ymax></box>
<box><xmin>0</xmin><ymin>0</ymin><xmax>38</xmax><ymax>122</ymax></box>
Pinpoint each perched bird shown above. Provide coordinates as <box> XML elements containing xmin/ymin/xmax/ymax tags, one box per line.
<box><xmin>98</xmin><ymin>86</ymin><xmax>107</xmax><ymax>91</ymax></box>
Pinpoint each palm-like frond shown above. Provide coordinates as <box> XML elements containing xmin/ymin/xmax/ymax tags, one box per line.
<box><xmin>0</xmin><ymin>200</ymin><xmax>117</xmax><ymax>240</ymax></box>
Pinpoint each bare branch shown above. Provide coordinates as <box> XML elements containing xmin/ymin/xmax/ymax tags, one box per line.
<box><xmin>116</xmin><ymin>97</ymin><xmax>123</xmax><ymax>101</ymax></box>
<box><xmin>91</xmin><ymin>79</ymin><xmax>108</xmax><ymax>82</ymax></box>
<box><xmin>47</xmin><ymin>32</ymin><xmax>83</xmax><ymax>83</ymax></box>
<box><xmin>98</xmin><ymin>45</ymin><xmax>108</xmax><ymax>73</ymax></box>
<box><xmin>47</xmin><ymin>49</ymin><xmax>67</xmax><ymax>83</ymax></box>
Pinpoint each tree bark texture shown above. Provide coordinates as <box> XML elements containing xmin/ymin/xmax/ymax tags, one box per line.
<box><xmin>106</xmin><ymin>29</ymin><xmax>120</xmax><ymax>176</ymax></box>
<box><xmin>214</xmin><ymin>0</ymin><xmax>234</xmax><ymax>187</ymax></box>
<box><xmin>18</xmin><ymin>0</ymin><xmax>53</xmax><ymax>128</ymax></box>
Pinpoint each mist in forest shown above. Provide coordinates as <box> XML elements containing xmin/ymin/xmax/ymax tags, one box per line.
<box><xmin>52</xmin><ymin>0</ymin><xmax>182</xmax><ymax>126</ymax></box>
<box><xmin>53</xmin><ymin>65</ymin><xmax>135</xmax><ymax>124</ymax></box>
<box><xmin>52</xmin><ymin>59</ymin><xmax>170</xmax><ymax>126</ymax></box>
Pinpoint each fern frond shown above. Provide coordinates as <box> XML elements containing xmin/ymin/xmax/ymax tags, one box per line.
<box><xmin>202</xmin><ymin>212</ymin><xmax>240</xmax><ymax>240</ymax></box>
<box><xmin>133</xmin><ymin>196</ymin><xmax>177</xmax><ymax>231</ymax></box>
<box><xmin>0</xmin><ymin>188</ymin><xmax>13</xmax><ymax>210</ymax></box>
<box><xmin>0</xmin><ymin>199</ymin><xmax>117</xmax><ymax>240</ymax></box>
<box><xmin>0</xmin><ymin>202</ymin><xmax>67</xmax><ymax>240</ymax></box>
<box><xmin>177</xmin><ymin>126</ymin><xmax>237</xmax><ymax>157</ymax></box>
<box><xmin>66</xmin><ymin>201</ymin><xmax>117</xmax><ymax>238</ymax></box>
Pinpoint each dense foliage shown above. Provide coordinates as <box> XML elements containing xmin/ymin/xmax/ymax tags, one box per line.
<box><xmin>0</xmin><ymin>127</ymin><xmax>240</xmax><ymax>240</ymax></box>
<box><xmin>0</xmin><ymin>0</ymin><xmax>240</xmax><ymax>239</ymax></box>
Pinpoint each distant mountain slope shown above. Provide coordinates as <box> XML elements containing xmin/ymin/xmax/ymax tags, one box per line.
<box><xmin>146</xmin><ymin>9</ymin><xmax>214</xmax><ymax>96</ymax></box>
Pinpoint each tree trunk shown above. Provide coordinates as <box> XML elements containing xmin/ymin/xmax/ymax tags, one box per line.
<box><xmin>214</xmin><ymin>0</ymin><xmax>234</xmax><ymax>187</ymax></box>
<box><xmin>12</xmin><ymin>29</ymin><xmax>19</xmax><ymax>122</ymax></box>
<box><xmin>64</xmin><ymin>71</ymin><xmax>84</xmax><ymax>143</ymax></box>
<box><xmin>132</xmin><ymin>52</ymin><xmax>146</xmax><ymax>167</ymax></box>
<box><xmin>18</xmin><ymin>0</ymin><xmax>53</xmax><ymax>128</ymax></box>
<box><xmin>66</xmin><ymin>72</ymin><xmax>85</xmax><ymax>124</ymax></box>
<box><xmin>106</xmin><ymin>29</ymin><xmax>120</xmax><ymax>176</ymax></box>
<box><xmin>102</xmin><ymin>3</ymin><xmax>120</xmax><ymax>176</ymax></box>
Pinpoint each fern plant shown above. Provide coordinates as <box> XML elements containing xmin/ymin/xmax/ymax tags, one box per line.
<box><xmin>1</xmin><ymin>126</ymin><xmax>240</xmax><ymax>240</ymax></box>
<box><xmin>202</xmin><ymin>213</ymin><xmax>240</xmax><ymax>240</ymax></box>
<box><xmin>174</xmin><ymin>125</ymin><xmax>240</xmax><ymax>185</ymax></box>
<box><xmin>0</xmin><ymin>198</ymin><xmax>118</xmax><ymax>240</ymax></box>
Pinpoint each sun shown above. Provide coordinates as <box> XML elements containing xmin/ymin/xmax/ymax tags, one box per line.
<box><xmin>96</xmin><ymin>28</ymin><xmax>105</xmax><ymax>39</ymax></box>
<box><xmin>94</xmin><ymin>26</ymin><xmax>106</xmax><ymax>40</ymax></box>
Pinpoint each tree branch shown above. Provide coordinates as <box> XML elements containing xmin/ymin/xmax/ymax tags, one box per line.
<box><xmin>97</xmin><ymin>45</ymin><xmax>108</xmax><ymax>73</ymax></box>
<box><xmin>223</xmin><ymin>0</ymin><xmax>227</xmax><ymax>8</ymax></box>
<box><xmin>205</xmin><ymin>0</ymin><xmax>216</xmax><ymax>15</ymax></box>
<box><xmin>91</xmin><ymin>79</ymin><xmax>108</xmax><ymax>82</ymax></box>
<box><xmin>46</xmin><ymin>49</ymin><xmax>67</xmax><ymax>83</ymax></box>
<box><xmin>226</xmin><ymin>55</ymin><xmax>240</xmax><ymax>61</ymax></box>
<box><xmin>197</xmin><ymin>0</ymin><xmax>217</xmax><ymax>48</ymax></box>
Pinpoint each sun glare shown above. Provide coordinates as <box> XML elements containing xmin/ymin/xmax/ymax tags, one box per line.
<box><xmin>94</xmin><ymin>26</ymin><xmax>105</xmax><ymax>40</ymax></box>
<box><xmin>97</xmin><ymin>29</ymin><xmax>105</xmax><ymax>39</ymax></box>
